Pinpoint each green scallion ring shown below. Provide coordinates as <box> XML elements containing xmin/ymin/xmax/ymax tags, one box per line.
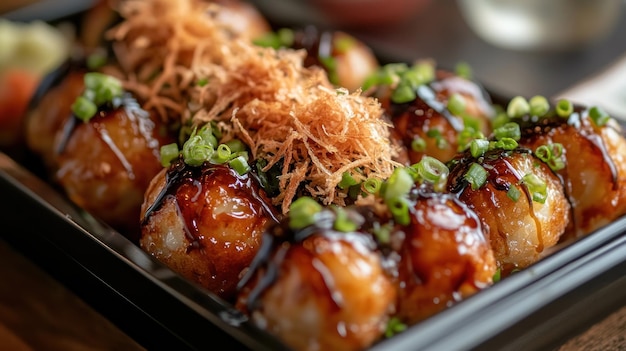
<box><xmin>416</xmin><ymin>156</ymin><xmax>449</xmax><ymax>184</ymax></box>
<box><xmin>529</xmin><ymin>95</ymin><xmax>550</xmax><ymax>117</ymax></box>
<box><xmin>387</xmin><ymin>197</ymin><xmax>410</xmax><ymax>226</ymax></box>
<box><xmin>289</xmin><ymin>196</ymin><xmax>322</xmax><ymax>230</ymax></box>
<box><xmin>506</xmin><ymin>96</ymin><xmax>530</xmax><ymax>118</ymax></box>
<box><xmin>464</xmin><ymin>162</ymin><xmax>488</xmax><ymax>190</ymax></box>
<box><xmin>229</xmin><ymin>155</ymin><xmax>251</xmax><ymax>175</ymax></box>
<box><xmin>493</xmin><ymin>122</ymin><xmax>521</xmax><ymax>141</ymax></box>
<box><xmin>522</xmin><ymin>173</ymin><xmax>547</xmax><ymax>204</ymax></box>
<box><xmin>470</xmin><ymin>138</ymin><xmax>489</xmax><ymax>158</ymax></box>
<box><xmin>160</xmin><ymin>143</ymin><xmax>180</xmax><ymax>167</ymax></box>
<box><xmin>588</xmin><ymin>106</ymin><xmax>610</xmax><ymax>127</ymax></box>
<box><xmin>71</xmin><ymin>96</ymin><xmax>98</xmax><ymax>122</ymax></box>
<box><xmin>555</xmin><ymin>99</ymin><xmax>573</xmax><ymax>118</ymax></box>
<box><xmin>447</xmin><ymin>93</ymin><xmax>466</xmax><ymax>116</ymax></box>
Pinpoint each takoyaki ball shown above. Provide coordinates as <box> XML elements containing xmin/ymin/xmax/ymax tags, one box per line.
<box><xmin>447</xmin><ymin>148</ymin><xmax>570</xmax><ymax>273</ymax></box>
<box><xmin>515</xmin><ymin>105</ymin><xmax>626</xmax><ymax>239</ymax></box>
<box><xmin>394</xmin><ymin>189</ymin><xmax>496</xmax><ymax>324</ymax></box>
<box><xmin>236</xmin><ymin>207</ymin><xmax>396</xmax><ymax>351</ymax></box>
<box><xmin>373</xmin><ymin>66</ymin><xmax>494</xmax><ymax>165</ymax></box>
<box><xmin>213</xmin><ymin>0</ymin><xmax>272</xmax><ymax>40</ymax></box>
<box><xmin>255</xmin><ymin>25</ymin><xmax>379</xmax><ymax>91</ymax></box>
<box><xmin>140</xmin><ymin>162</ymin><xmax>278</xmax><ymax>301</ymax></box>
<box><xmin>25</xmin><ymin>63</ymin><xmax>87</xmax><ymax>172</ymax></box>
<box><xmin>55</xmin><ymin>95</ymin><xmax>173</xmax><ymax>239</ymax></box>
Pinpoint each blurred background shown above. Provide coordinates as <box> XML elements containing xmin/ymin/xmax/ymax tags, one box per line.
<box><xmin>2</xmin><ymin>0</ymin><xmax>626</xmax><ymax>114</ymax></box>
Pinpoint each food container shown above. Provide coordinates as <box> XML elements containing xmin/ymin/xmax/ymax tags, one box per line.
<box><xmin>1</xmin><ymin>2</ymin><xmax>625</xmax><ymax>351</ymax></box>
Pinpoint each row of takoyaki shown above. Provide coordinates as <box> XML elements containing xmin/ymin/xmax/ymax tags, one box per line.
<box><xmin>21</xmin><ymin>0</ymin><xmax>626</xmax><ymax>350</ymax></box>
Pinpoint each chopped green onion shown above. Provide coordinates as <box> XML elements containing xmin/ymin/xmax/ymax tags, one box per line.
<box><xmin>455</xmin><ymin>61</ymin><xmax>472</xmax><ymax>80</ymax></box>
<box><xmin>535</xmin><ymin>143</ymin><xmax>565</xmax><ymax>171</ymax></box>
<box><xmin>372</xmin><ymin>222</ymin><xmax>392</xmax><ymax>244</ymax></box>
<box><xmin>339</xmin><ymin>171</ymin><xmax>359</xmax><ymax>190</ymax></box>
<box><xmin>211</xmin><ymin>144</ymin><xmax>231</xmax><ymax>164</ymax></box>
<box><xmin>383</xmin><ymin>167</ymin><xmax>414</xmax><ymax>201</ymax></box>
<box><xmin>492</xmin><ymin>268</ymin><xmax>502</xmax><ymax>283</ymax></box>
<box><xmin>522</xmin><ymin>173</ymin><xmax>547</xmax><ymax>204</ymax></box>
<box><xmin>289</xmin><ymin>197</ymin><xmax>322</xmax><ymax>230</ymax></box>
<box><xmin>197</xmin><ymin>125</ymin><xmax>218</xmax><ymax>148</ymax></box>
<box><xmin>493</xmin><ymin>122</ymin><xmax>521</xmax><ymax>141</ymax></box>
<box><xmin>387</xmin><ymin>197</ymin><xmax>410</xmax><ymax>226</ymax></box>
<box><xmin>333</xmin><ymin>207</ymin><xmax>358</xmax><ymax>232</ymax></box>
<box><xmin>363</xmin><ymin>178</ymin><xmax>382</xmax><ymax>194</ymax></box>
<box><xmin>197</xmin><ymin>78</ymin><xmax>209</xmax><ymax>87</ymax></box>
<box><xmin>334</xmin><ymin>35</ymin><xmax>356</xmax><ymax>53</ymax></box>
<box><xmin>414</xmin><ymin>156</ymin><xmax>449</xmax><ymax>184</ymax></box>
<box><xmin>385</xmin><ymin>317</ymin><xmax>408</xmax><ymax>338</ymax></box>
<box><xmin>84</xmin><ymin>72</ymin><xmax>123</xmax><ymax>106</ymax></box>
<box><xmin>588</xmin><ymin>106</ymin><xmax>610</xmax><ymax>127</ymax></box>
<box><xmin>447</xmin><ymin>93</ymin><xmax>466</xmax><ymax>115</ymax></box>
<box><xmin>182</xmin><ymin>135</ymin><xmax>213</xmax><ymax>166</ymax></box>
<box><xmin>229</xmin><ymin>155</ymin><xmax>251</xmax><ymax>175</ymax></box>
<box><xmin>391</xmin><ymin>83</ymin><xmax>416</xmax><ymax>104</ymax></box>
<box><xmin>492</xmin><ymin>111</ymin><xmax>510</xmax><ymax>129</ymax></box>
<box><xmin>491</xmin><ymin>137</ymin><xmax>518</xmax><ymax>151</ymax></box>
<box><xmin>529</xmin><ymin>95</ymin><xmax>550</xmax><ymax>117</ymax></box>
<box><xmin>470</xmin><ymin>138</ymin><xmax>489</xmax><ymax>158</ymax></box>
<box><xmin>464</xmin><ymin>163</ymin><xmax>488</xmax><ymax>190</ymax></box>
<box><xmin>506</xmin><ymin>96</ymin><xmax>530</xmax><ymax>118</ymax></box>
<box><xmin>225</xmin><ymin>139</ymin><xmax>247</xmax><ymax>153</ymax></box>
<box><xmin>555</xmin><ymin>99</ymin><xmax>573</xmax><ymax>117</ymax></box>
<box><xmin>71</xmin><ymin>96</ymin><xmax>98</xmax><ymax>122</ymax></box>
<box><xmin>160</xmin><ymin>143</ymin><xmax>180</xmax><ymax>167</ymax></box>
<box><xmin>507</xmin><ymin>184</ymin><xmax>521</xmax><ymax>202</ymax></box>
<box><xmin>252</xmin><ymin>28</ymin><xmax>294</xmax><ymax>49</ymax></box>
<box><xmin>411</xmin><ymin>137</ymin><xmax>426</xmax><ymax>152</ymax></box>
<box><xmin>86</xmin><ymin>52</ymin><xmax>107</xmax><ymax>70</ymax></box>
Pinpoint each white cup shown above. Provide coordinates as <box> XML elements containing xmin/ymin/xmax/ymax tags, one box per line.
<box><xmin>457</xmin><ymin>0</ymin><xmax>623</xmax><ymax>51</ymax></box>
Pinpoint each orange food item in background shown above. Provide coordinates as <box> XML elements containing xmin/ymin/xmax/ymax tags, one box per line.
<box><xmin>0</xmin><ymin>69</ymin><xmax>40</xmax><ymax>145</ymax></box>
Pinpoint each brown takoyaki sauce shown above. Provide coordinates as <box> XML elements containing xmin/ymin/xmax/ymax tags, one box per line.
<box><xmin>142</xmin><ymin>161</ymin><xmax>277</xmax><ymax>252</ymax></box>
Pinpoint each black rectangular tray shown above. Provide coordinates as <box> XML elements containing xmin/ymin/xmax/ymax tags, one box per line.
<box><xmin>1</xmin><ymin>148</ymin><xmax>625</xmax><ymax>351</ymax></box>
<box><xmin>2</xmin><ymin>2</ymin><xmax>626</xmax><ymax>349</ymax></box>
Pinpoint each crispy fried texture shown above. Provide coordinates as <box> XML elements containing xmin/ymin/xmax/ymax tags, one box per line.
<box><xmin>107</xmin><ymin>0</ymin><xmax>400</xmax><ymax>212</ymax></box>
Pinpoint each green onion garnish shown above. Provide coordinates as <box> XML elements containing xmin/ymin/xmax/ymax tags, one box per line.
<box><xmin>522</xmin><ymin>173</ymin><xmax>547</xmax><ymax>204</ymax></box>
<box><xmin>535</xmin><ymin>143</ymin><xmax>565</xmax><ymax>171</ymax></box>
<box><xmin>447</xmin><ymin>93</ymin><xmax>466</xmax><ymax>115</ymax></box>
<box><xmin>211</xmin><ymin>144</ymin><xmax>231</xmax><ymax>164</ymax></box>
<box><xmin>411</xmin><ymin>137</ymin><xmax>426</xmax><ymax>152</ymax></box>
<box><xmin>493</xmin><ymin>122</ymin><xmax>521</xmax><ymax>141</ymax></box>
<box><xmin>339</xmin><ymin>171</ymin><xmax>359</xmax><ymax>190</ymax></box>
<box><xmin>387</xmin><ymin>197</ymin><xmax>410</xmax><ymax>226</ymax></box>
<box><xmin>506</xmin><ymin>96</ymin><xmax>530</xmax><ymax>118</ymax></box>
<box><xmin>229</xmin><ymin>155</ymin><xmax>251</xmax><ymax>175</ymax></box>
<box><xmin>385</xmin><ymin>317</ymin><xmax>408</xmax><ymax>338</ymax></box>
<box><xmin>363</xmin><ymin>177</ymin><xmax>382</xmax><ymax>194</ymax></box>
<box><xmin>464</xmin><ymin>163</ymin><xmax>488</xmax><ymax>190</ymax></box>
<box><xmin>455</xmin><ymin>61</ymin><xmax>472</xmax><ymax>80</ymax></box>
<box><xmin>383</xmin><ymin>167</ymin><xmax>414</xmax><ymax>201</ymax></box>
<box><xmin>289</xmin><ymin>196</ymin><xmax>322</xmax><ymax>230</ymax></box>
<box><xmin>159</xmin><ymin>143</ymin><xmax>180</xmax><ymax>167</ymax></box>
<box><xmin>71</xmin><ymin>96</ymin><xmax>98</xmax><ymax>122</ymax></box>
<box><xmin>588</xmin><ymin>106</ymin><xmax>610</xmax><ymax>127</ymax></box>
<box><xmin>414</xmin><ymin>156</ymin><xmax>449</xmax><ymax>184</ymax></box>
<box><xmin>470</xmin><ymin>138</ymin><xmax>489</xmax><ymax>158</ymax></box>
<box><xmin>391</xmin><ymin>83</ymin><xmax>416</xmax><ymax>104</ymax></box>
<box><xmin>529</xmin><ymin>95</ymin><xmax>550</xmax><ymax>117</ymax></box>
<box><xmin>555</xmin><ymin>99</ymin><xmax>573</xmax><ymax>117</ymax></box>
<box><xmin>507</xmin><ymin>184</ymin><xmax>521</xmax><ymax>202</ymax></box>
<box><xmin>333</xmin><ymin>207</ymin><xmax>358</xmax><ymax>232</ymax></box>
<box><xmin>182</xmin><ymin>135</ymin><xmax>213</xmax><ymax>166</ymax></box>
